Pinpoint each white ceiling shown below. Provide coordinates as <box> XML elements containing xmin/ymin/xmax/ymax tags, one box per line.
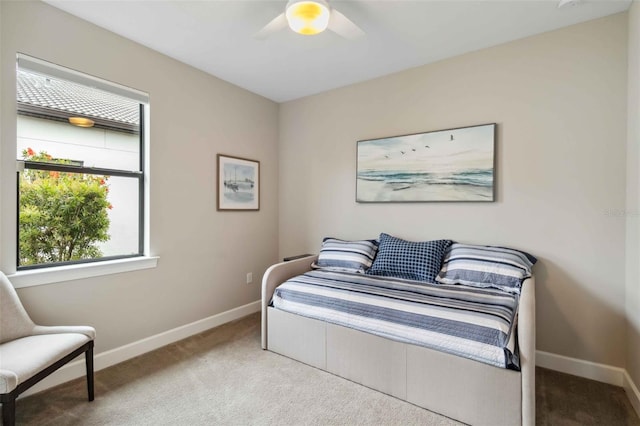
<box><xmin>44</xmin><ymin>0</ymin><xmax>631</xmax><ymax>103</ymax></box>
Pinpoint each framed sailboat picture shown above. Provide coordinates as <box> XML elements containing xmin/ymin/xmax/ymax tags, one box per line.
<box><xmin>217</xmin><ymin>154</ymin><xmax>260</xmax><ymax>211</ymax></box>
<box><xmin>356</xmin><ymin>123</ymin><xmax>496</xmax><ymax>203</ymax></box>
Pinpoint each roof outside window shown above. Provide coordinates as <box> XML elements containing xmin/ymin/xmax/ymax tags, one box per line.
<box><xmin>17</xmin><ymin>69</ymin><xmax>139</xmax><ymax>132</ymax></box>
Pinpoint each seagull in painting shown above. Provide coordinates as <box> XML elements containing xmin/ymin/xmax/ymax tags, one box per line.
<box><xmin>412</xmin><ymin>148</ymin><xmax>416</xmax><ymax>152</ymax></box>
<box><xmin>384</xmin><ymin>155</ymin><xmax>389</xmax><ymax>159</ymax></box>
<box><xmin>425</xmin><ymin>145</ymin><xmax>430</xmax><ymax>148</ymax></box>
<box><xmin>400</xmin><ymin>150</ymin><xmax>405</xmax><ymax>155</ymax></box>
<box><xmin>450</xmin><ymin>135</ymin><xmax>455</xmax><ymax>141</ymax></box>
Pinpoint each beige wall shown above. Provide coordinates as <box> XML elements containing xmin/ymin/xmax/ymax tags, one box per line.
<box><xmin>279</xmin><ymin>14</ymin><xmax>628</xmax><ymax>367</ymax></box>
<box><xmin>627</xmin><ymin>0</ymin><xmax>640</xmax><ymax>387</ymax></box>
<box><xmin>0</xmin><ymin>1</ymin><xmax>279</xmax><ymax>352</ymax></box>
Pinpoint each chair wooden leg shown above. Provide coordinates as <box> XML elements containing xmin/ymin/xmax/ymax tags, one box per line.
<box><xmin>85</xmin><ymin>342</ymin><xmax>94</xmax><ymax>402</ymax></box>
<box><xmin>2</xmin><ymin>397</ymin><xmax>16</xmax><ymax>426</ymax></box>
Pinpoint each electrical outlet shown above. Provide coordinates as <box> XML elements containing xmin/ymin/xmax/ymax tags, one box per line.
<box><xmin>246</xmin><ymin>272</ymin><xmax>253</xmax><ymax>284</ymax></box>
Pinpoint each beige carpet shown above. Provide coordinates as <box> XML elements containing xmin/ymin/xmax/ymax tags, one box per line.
<box><xmin>9</xmin><ymin>313</ymin><xmax>640</xmax><ymax>425</ymax></box>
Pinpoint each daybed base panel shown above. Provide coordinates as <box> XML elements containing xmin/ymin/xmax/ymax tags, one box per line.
<box><xmin>326</xmin><ymin>323</ymin><xmax>407</xmax><ymax>400</ymax></box>
<box><xmin>267</xmin><ymin>307</ymin><xmax>326</xmax><ymax>369</ymax></box>
<box><xmin>406</xmin><ymin>343</ymin><xmax>521</xmax><ymax>426</ymax></box>
<box><xmin>267</xmin><ymin>306</ymin><xmax>521</xmax><ymax>425</ymax></box>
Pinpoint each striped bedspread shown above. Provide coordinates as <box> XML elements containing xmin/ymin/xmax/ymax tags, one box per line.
<box><xmin>271</xmin><ymin>270</ymin><xmax>520</xmax><ymax>370</ymax></box>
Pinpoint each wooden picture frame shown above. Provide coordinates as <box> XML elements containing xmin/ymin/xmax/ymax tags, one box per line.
<box><xmin>217</xmin><ymin>154</ymin><xmax>260</xmax><ymax>211</ymax></box>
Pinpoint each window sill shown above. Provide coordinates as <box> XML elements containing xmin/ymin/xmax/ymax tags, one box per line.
<box><xmin>8</xmin><ymin>256</ymin><xmax>159</xmax><ymax>288</ymax></box>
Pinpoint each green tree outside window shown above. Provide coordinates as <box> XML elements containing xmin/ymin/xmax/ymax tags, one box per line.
<box><xmin>19</xmin><ymin>148</ymin><xmax>112</xmax><ymax>266</ymax></box>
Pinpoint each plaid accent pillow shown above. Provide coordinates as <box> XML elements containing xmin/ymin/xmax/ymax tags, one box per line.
<box><xmin>366</xmin><ymin>233</ymin><xmax>452</xmax><ymax>283</ymax></box>
<box><xmin>312</xmin><ymin>237</ymin><xmax>379</xmax><ymax>273</ymax></box>
<box><xmin>436</xmin><ymin>243</ymin><xmax>537</xmax><ymax>293</ymax></box>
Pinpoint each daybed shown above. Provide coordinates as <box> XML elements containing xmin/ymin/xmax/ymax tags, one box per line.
<box><xmin>261</xmin><ymin>237</ymin><xmax>535</xmax><ymax>426</ymax></box>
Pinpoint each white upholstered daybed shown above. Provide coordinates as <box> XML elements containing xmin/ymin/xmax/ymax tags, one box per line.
<box><xmin>261</xmin><ymin>253</ymin><xmax>535</xmax><ymax>426</ymax></box>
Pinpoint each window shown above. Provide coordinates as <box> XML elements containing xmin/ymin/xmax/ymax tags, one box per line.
<box><xmin>16</xmin><ymin>55</ymin><xmax>149</xmax><ymax>270</ymax></box>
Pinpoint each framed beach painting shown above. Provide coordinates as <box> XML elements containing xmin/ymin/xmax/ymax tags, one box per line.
<box><xmin>356</xmin><ymin>123</ymin><xmax>496</xmax><ymax>202</ymax></box>
<box><xmin>217</xmin><ymin>154</ymin><xmax>260</xmax><ymax>211</ymax></box>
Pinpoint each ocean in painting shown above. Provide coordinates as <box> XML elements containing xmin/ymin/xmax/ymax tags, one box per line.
<box><xmin>357</xmin><ymin>169</ymin><xmax>493</xmax><ymax>202</ymax></box>
<box><xmin>223</xmin><ymin>181</ymin><xmax>255</xmax><ymax>203</ymax></box>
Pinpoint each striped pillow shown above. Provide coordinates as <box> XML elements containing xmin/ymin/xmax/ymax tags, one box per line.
<box><xmin>436</xmin><ymin>243</ymin><xmax>536</xmax><ymax>293</ymax></box>
<box><xmin>366</xmin><ymin>233</ymin><xmax>453</xmax><ymax>283</ymax></box>
<box><xmin>312</xmin><ymin>238</ymin><xmax>379</xmax><ymax>273</ymax></box>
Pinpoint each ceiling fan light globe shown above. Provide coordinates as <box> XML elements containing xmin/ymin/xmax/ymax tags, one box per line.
<box><xmin>286</xmin><ymin>0</ymin><xmax>330</xmax><ymax>35</ymax></box>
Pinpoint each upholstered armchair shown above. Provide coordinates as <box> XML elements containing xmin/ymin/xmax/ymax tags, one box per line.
<box><xmin>0</xmin><ymin>271</ymin><xmax>95</xmax><ymax>426</ymax></box>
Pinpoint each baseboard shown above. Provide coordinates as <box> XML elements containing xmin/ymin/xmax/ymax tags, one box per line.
<box><xmin>536</xmin><ymin>350</ymin><xmax>625</xmax><ymax>386</ymax></box>
<box><xmin>21</xmin><ymin>300</ymin><xmax>261</xmax><ymax>397</ymax></box>
<box><xmin>624</xmin><ymin>370</ymin><xmax>640</xmax><ymax>418</ymax></box>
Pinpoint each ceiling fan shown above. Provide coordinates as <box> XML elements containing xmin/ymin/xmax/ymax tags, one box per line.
<box><xmin>255</xmin><ymin>0</ymin><xmax>364</xmax><ymax>40</ymax></box>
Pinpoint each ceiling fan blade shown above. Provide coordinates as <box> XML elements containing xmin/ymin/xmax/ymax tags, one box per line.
<box><xmin>327</xmin><ymin>9</ymin><xmax>364</xmax><ymax>40</ymax></box>
<box><xmin>254</xmin><ymin>13</ymin><xmax>287</xmax><ymax>40</ymax></box>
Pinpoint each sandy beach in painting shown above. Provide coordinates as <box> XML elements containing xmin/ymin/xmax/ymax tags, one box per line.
<box><xmin>357</xmin><ymin>177</ymin><xmax>492</xmax><ymax>202</ymax></box>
